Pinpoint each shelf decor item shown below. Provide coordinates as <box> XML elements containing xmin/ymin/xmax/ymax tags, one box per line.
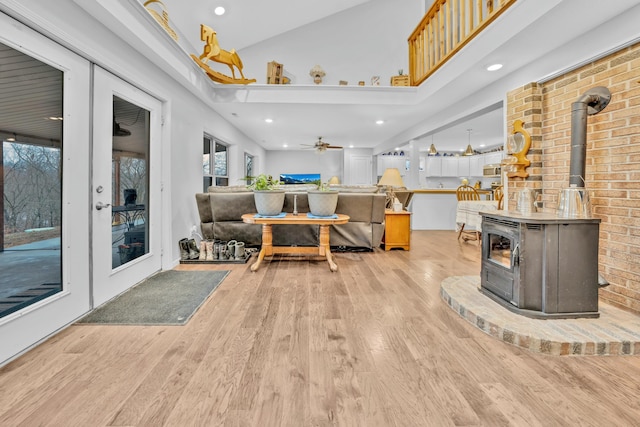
<box><xmin>190</xmin><ymin>24</ymin><xmax>256</xmax><ymax>84</ymax></box>
<box><xmin>309</xmin><ymin>65</ymin><xmax>326</xmax><ymax>84</ymax></box>
<box><xmin>267</xmin><ymin>61</ymin><xmax>284</xmax><ymax>84</ymax></box>
<box><xmin>391</xmin><ymin>74</ymin><xmax>411</xmax><ymax>86</ymax></box>
<box><xmin>143</xmin><ymin>0</ymin><xmax>178</xmax><ymax>41</ymax></box>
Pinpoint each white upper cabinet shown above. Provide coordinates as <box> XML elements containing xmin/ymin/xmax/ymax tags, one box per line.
<box><xmin>469</xmin><ymin>155</ymin><xmax>484</xmax><ymax>176</ymax></box>
<box><xmin>484</xmin><ymin>151</ymin><xmax>503</xmax><ymax>166</ymax></box>
<box><xmin>423</xmin><ymin>152</ymin><xmax>505</xmax><ymax>177</ymax></box>
<box><xmin>441</xmin><ymin>157</ymin><xmax>458</xmax><ymax>176</ymax></box>
<box><xmin>424</xmin><ymin>156</ymin><xmax>442</xmax><ymax>176</ymax></box>
<box><xmin>378</xmin><ymin>155</ymin><xmax>407</xmax><ymax>175</ymax></box>
<box><xmin>457</xmin><ymin>156</ymin><xmax>470</xmax><ymax>176</ymax></box>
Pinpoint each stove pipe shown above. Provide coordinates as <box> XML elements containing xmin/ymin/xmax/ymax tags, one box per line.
<box><xmin>569</xmin><ymin>87</ymin><xmax>611</xmax><ymax>187</ymax></box>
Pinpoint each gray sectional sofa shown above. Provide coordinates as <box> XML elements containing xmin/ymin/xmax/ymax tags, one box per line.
<box><xmin>195</xmin><ymin>185</ymin><xmax>386</xmax><ymax>250</ymax></box>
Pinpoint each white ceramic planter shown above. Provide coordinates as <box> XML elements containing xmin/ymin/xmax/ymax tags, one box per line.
<box><xmin>307</xmin><ymin>190</ymin><xmax>339</xmax><ymax>216</ymax></box>
<box><xmin>253</xmin><ymin>190</ymin><xmax>285</xmax><ymax>216</ymax></box>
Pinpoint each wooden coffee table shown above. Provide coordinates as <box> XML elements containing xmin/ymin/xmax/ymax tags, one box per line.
<box><xmin>241</xmin><ymin>213</ymin><xmax>349</xmax><ymax>272</ymax></box>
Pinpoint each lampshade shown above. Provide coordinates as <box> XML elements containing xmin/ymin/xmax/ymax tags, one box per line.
<box><xmin>378</xmin><ymin>168</ymin><xmax>405</xmax><ymax>187</ymax></box>
<box><xmin>328</xmin><ymin>176</ymin><xmax>340</xmax><ymax>184</ymax></box>
<box><xmin>463</xmin><ymin>128</ymin><xmax>474</xmax><ymax>156</ymax></box>
<box><xmin>428</xmin><ymin>143</ymin><xmax>438</xmax><ymax>155</ymax></box>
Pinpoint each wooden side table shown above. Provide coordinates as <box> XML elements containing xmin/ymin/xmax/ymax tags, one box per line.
<box><xmin>383</xmin><ymin>209</ymin><xmax>411</xmax><ymax>251</ymax></box>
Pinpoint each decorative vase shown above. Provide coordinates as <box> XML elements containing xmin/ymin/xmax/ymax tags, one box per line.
<box><xmin>253</xmin><ymin>190</ymin><xmax>285</xmax><ymax>216</ymax></box>
<box><xmin>307</xmin><ymin>190</ymin><xmax>338</xmax><ymax>217</ymax></box>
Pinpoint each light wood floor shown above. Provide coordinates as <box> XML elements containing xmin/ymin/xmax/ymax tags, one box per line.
<box><xmin>2</xmin><ymin>230</ymin><xmax>640</xmax><ymax>426</ymax></box>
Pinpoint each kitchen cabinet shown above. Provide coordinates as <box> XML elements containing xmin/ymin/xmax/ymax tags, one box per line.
<box><xmin>457</xmin><ymin>156</ymin><xmax>470</xmax><ymax>176</ymax></box>
<box><xmin>378</xmin><ymin>155</ymin><xmax>407</xmax><ymax>174</ymax></box>
<box><xmin>483</xmin><ymin>151</ymin><xmax>503</xmax><ymax>166</ymax></box>
<box><xmin>422</xmin><ymin>152</ymin><xmax>505</xmax><ymax>177</ymax></box>
<box><xmin>441</xmin><ymin>157</ymin><xmax>458</xmax><ymax>176</ymax></box>
<box><xmin>469</xmin><ymin>155</ymin><xmax>484</xmax><ymax>176</ymax></box>
<box><xmin>424</xmin><ymin>156</ymin><xmax>442</xmax><ymax>176</ymax></box>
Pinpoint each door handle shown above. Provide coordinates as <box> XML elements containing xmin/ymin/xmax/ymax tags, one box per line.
<box><xmin>96</xmin><ymin>201</ymin><xmax>111</xmax><ymax>210</ymax></box>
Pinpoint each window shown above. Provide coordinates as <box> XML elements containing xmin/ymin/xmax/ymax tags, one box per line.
<box><xmin>203</xmin><ymin>135</ymin><xmax>228</xmax><ymax>190</ymax></box>
<box><xmin>244</xmin><ymin>153</ymin><xmax>254</xmax><ymax>185</ymax></box>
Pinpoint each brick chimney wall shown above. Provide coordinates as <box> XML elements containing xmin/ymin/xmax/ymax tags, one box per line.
<box><xmin>506</xmin><ymin>42</ymin><xmax>640</xmax><ymax>314</ymax></box>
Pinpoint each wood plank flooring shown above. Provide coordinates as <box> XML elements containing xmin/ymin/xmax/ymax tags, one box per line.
<box><xmin>1</xmin><ymin>230</ymin><xmax>640</xmax><ymax>426</ymax></box>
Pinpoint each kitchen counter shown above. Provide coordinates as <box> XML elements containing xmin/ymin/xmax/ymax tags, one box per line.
<box><xmin>413</xmin><ymin>188</ymin><xmax>492</xmax><ymax>195</ymax></box>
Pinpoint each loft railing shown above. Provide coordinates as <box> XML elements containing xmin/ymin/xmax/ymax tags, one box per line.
<box><xmin>408</xmin><ymin>0</ymin><xmax>517</xmax><ymax>86</ymax></box>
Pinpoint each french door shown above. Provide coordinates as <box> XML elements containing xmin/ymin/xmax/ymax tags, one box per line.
<box><xmin>91</xmin><ymin>67</ymin><xmax>162</xmax><ymax>307</ymax></box>
<box><xmin>0</xmin><ymin>12</ymin><xmax>91</xmax><ymax>365</ymax></box>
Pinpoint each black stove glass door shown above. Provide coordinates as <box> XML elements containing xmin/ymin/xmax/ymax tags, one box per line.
<box><xmin>487</xmin><ymin>233</ymin><xmax>512</xmax><ymax>268</ymax></box>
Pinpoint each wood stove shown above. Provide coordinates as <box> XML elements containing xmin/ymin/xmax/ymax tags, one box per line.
<box><xmin>480</xmin><ymin>211</ymin><xmax>601</xmax><ymax>319</ymax></box>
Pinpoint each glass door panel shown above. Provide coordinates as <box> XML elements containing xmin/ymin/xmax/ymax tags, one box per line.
<box><xmin>111</xmin><ymin>97</ymin><xmax>150</xmax><ymax>269</ymax></box>
<box><xmin>0</xmin><ymin>11</ymin><xmax>91</xmax><ymax>366</ymax></box>
<box><xmin>0</xmin><ymin>44</ymin><xmax>63</xmax><ymax>318</ymax></box>
<box><xmin>92</xmin><ymin>66</ymin><xmax>161</xmax><ymax>307</ymax></box>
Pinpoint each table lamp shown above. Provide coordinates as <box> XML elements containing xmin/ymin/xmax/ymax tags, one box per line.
<box><xmin>378</xmin><ymin>168</ymin><xmax>405</xmax><ymax>210</ymax></box>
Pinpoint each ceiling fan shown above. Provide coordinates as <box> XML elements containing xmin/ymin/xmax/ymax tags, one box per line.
<box><xmin>301</xmin><ymin>137</ymin><xmax>343</xmax><ymax>153</ymax></box>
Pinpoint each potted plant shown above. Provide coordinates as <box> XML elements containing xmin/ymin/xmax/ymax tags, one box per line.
<box><xmin>246</xmin><ymin>174</ymin><xmax>285</xmax><ymax>216</ymax></box>
<box><xmin>307</xmin><ymin>182</ymin><xmax>339</xmax><ymax>217</ymax></box>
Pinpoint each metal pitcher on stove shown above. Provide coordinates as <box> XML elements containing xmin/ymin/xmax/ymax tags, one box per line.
<box><xmin>516</xmin><ymin>189</ymin><xmax>539</xmax><ymax>214</ymax></box>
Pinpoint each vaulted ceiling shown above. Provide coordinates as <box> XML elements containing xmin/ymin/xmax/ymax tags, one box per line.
<box><xmin>157</xmin><ymin>0</ymin><xmax>640</xmax><ymax>153</ymax></box>
<box><xmin>3</xmin><ymin>1</ymin><xmax>640</xmax><ymax>156</ymax></box>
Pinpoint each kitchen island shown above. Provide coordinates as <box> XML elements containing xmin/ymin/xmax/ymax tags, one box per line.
<box><xmin>409</xmin><ymin>188</ymin><xmax>492</xmax><ymax>230</ymax></box>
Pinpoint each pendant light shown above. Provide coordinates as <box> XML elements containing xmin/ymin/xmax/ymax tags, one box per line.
<box><xmin>463</xmin><ymin>128</ymin><xmax>474</xmax><ymax>156</ymax></box>
<box><xmin>428</xmin><ymin>134</ymin><xmax>437</xmax><ymax>155</ymax></box>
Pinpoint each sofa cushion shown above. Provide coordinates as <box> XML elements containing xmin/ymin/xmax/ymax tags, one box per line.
<box><xmin>211</xmin><ymin>192</ymin><xmax>256</xmax><ymax>221</ymax></box>
<box><xmin>328</xmin><ymin>184</ymin><xmax>379</xmax><ymax>193</ymax></box>
<box><xmin>208</xmin><ymin>185</ymin><xmax>251</xmax><ymax>193</ymax></box>
<box><xmin>335</xmin><ymin>193</ymin><xmax>386</xmax><ymax>223</ymax></box>
<box><xmin>281</xmin><ymin>183</ymin><xmax>318</xmax><ymax>192</ymax></box>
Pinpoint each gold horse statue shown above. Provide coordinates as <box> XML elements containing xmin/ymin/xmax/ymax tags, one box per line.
<box><xmin>198</xmin><ymin>24</ymin><xmax>248</xmax><ymax>81</ymax></box>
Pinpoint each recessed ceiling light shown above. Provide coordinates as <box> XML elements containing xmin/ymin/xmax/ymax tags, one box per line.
<box><xmin>376</xmin><ymin>120</ymin><xmax>384</xmax><ymax>125</ymax></box>
<box><xmin>214</xmin><ymin>6</ymin><xmax>225</xmax><ymax>16</ymax></box>
<box><xmin>265</xmin><ymin>118</ymin><xmax>273</xmax><ymax>123</ymax></box>
<box><xmin>349</xmin><ymin>144</ymin><xmax>354</xmax><ymax>148</ymax></box>
<box><xmin>487</xmin><ymin>63</ymin><xmax>503</xmax><ymax>71</ymax></box>
<box><xmin>282</xmin><ymin>144</ymin><xmax>288</xmax><ymax>148</ymax></box>
<box><xmin>479</xmin><ymin>144</ymin><xmax>486</xmax><ymax>147</ymax></box>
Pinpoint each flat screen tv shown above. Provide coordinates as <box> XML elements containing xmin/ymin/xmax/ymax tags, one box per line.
<box><xmin>279</xmin><ymin>173</ymin><xmax>321</xmax><ymax>184</ymax></box>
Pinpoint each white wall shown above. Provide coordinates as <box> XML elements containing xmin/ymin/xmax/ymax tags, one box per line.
<box><xmin>238</xmin><ymin>0</ymin><xmax>423</xmax><ymax>86</ymax></box>
<box><xmin>264</xmin><ymin>150</ymin><xmax>342</xmax><ymax>183</ymax></box>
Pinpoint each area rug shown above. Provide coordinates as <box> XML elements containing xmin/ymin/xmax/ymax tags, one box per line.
<box><xmin>78</xmin><ymin>270</ymin><xmax>229</xmax><ymax>325</ymax></box>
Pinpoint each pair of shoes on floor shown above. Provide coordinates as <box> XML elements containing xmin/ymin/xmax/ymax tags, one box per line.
<box><xmin>178</xmin><ymin>238</ymin><xmax>199</xmax><ymax>260</ymax></box>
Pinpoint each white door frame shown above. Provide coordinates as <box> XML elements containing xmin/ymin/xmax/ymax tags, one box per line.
<box><xmin>0</xmin><ymin>12</ymin><xmax>91</xmax><ymax>365</ymax></box>
<box><xmin>91</xmin><ymin>66</ymin><xmax>163</xmax><ymax>307</ymax></box>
